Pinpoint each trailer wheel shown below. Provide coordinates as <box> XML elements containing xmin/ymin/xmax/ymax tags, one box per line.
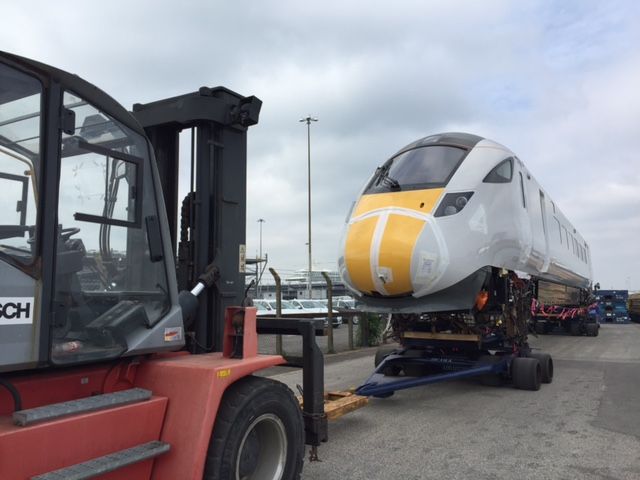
<box><xmin>478</xmin><ymin>355</ymin><xmax>504</xmax><ymax>387</ymax></box>
<box><xmin>569</xmin><ymin>321</ymin><xmax>581</xmax><ymax>336</ymax></box>
<box><xmin>511</xmin><ymin>357</ymin><xmax>541</xmax><ymax>391</ymax></box>
<box><xmin>534</xmin><ymin>322</ymin><xmax>546</xmax><ymax>335</ymax></box>
<box><xmin>529</xmin><ymin>353</ymin><xmax>553</xmax><ymax>383</ymax></box>
<box><xmin>203</xmin><ymin>376</ymin><xmax>304</xmax><ymax>480</ymax></box>
<box><xmin>374</xmin><ymin>346</ymin><xmax>401</xmax><ymax>376</ymax></box>
<box><xmin>585</xmin><ymin>323</ymin><xmax>598</xmax><ymax>337</ymax></box>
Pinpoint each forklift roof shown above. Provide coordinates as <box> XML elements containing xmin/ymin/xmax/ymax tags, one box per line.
<box><xmin>0</xmin><ymin>50</ymin><xmax>146</xmax><ymax>137</ymax></box>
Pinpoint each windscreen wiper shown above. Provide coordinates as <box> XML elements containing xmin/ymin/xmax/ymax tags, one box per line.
<box><xmin>374</xmin><ymin>165</ymin><xmax>400</xmax><ymax>190</ymax></box>
<box><xmin>381</xmin><ymin>175</ymin><xmax>400</xmax><ymax>190</ymax></box>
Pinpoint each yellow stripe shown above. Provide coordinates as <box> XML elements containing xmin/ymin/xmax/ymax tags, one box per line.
<box><xmin>353</xmin><ymin>188</ymin><xmax>444</xmax><ymax>217</ymax></box>
<box><xmin>344</xmin><ymin>216</ymin><xmax>377</xmax><ymax>294</ymax></box>
<box><xmin>378</xmin><ymin>214</ymin><xmax>425</xmax><ymax>295</ymax></box>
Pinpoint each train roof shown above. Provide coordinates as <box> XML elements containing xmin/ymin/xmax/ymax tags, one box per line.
<box><xmin>397</xmin><ymin>132</ymin><xmax>484</xmax><ymax>154</ymax></box>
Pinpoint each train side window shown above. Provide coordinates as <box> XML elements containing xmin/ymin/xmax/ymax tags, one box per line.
<box><xmin>554</xmin><ymin>217</ymin><xmax>562</xmax><ymax>244</ymax></box>
<box><xmin>518</xmin><ymin>172</ymin><xmax>526</xmax><ymax>208</ymax></box>
<box><xmin>483</xmin><ymin>158</ymin><xmax>513</xmax><ymax>183</ymax></box>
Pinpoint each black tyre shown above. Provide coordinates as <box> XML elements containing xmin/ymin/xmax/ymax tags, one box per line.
<box><xmin>585</xmin><ymin>323</ymin><xmax>598</xmax><ymax>337</ymax></box>
<box><xmin>529</xmin><ymin>352</ymin><xmax>553</xmax><ymax>383</ymax></box>
<box><xmin>374</xmin><ymin>346</ymin><xmax>401</xmax><ymax>376</ymax></box>
<box><xmin>204</xmin><ymin>376</ymin><xmax>304</xmax><ymax>480</ymax></box>
<box><xmin>511</xmin><ymin>357</ymin><xmax>541</xmax><ymax>391</ymax></box>
<box><xmin>534</xmin><ymin>322</ymin><xmax>546</xmax><ymax>335</ymax></box>
<box><xmin>569</xmin><ymin>321</ymin><xmax>581</xmax><ymax>336</ymax></box>
<box><xmin>478</xmin><ymin>355</ymin><xmax>505</xmax><ymax>387</ymax></box>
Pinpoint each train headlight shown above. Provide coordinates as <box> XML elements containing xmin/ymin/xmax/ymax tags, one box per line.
<box><xmin>434</xmin><ymin>192</ymin><xmax>474</xmax><ymax>217</ymax></box>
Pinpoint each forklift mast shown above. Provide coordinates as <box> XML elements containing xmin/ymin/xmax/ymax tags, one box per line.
<box><xmin>132</xmin><ymin>89</ymin><xmax>262</xmax><ymax>353</ymax></box>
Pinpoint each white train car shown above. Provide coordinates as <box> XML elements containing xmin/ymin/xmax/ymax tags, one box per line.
<box><xmin>339</xmin><ymin>132</ymin><xmax>593</xmax><ymax>314</ymax></box>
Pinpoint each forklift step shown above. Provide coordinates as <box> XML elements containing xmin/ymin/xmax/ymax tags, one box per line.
<box><xmin>30</xmin><ymin>440</ymin><xmax>170</xmax><ymax>480</ymax></box>
<box><xmin>13</xmin><ymin>388</ymin><xmax>152</xmax><ymax>427</ymax></box>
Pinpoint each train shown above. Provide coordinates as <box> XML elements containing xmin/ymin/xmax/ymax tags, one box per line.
<box><xmin>342</xmin><ymin>132</ymin><xmax>598</xmax><ymax>396</ymax></box>
<box><xmin>339</xmin><ymin>132</ymin><xmax>595</xmax><ymax>337</ymax></box>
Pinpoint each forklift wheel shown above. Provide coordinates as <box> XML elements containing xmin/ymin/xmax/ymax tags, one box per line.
<box><xmin>204</xmin><ymin>376</ymin><xmax>304</xmax><ymax>480</ymax></box>
<box><xmin>529</xmin><ymin>352</ymin><xmax>553</xmax><ymax>383</ymax></box>
<box><xmin>511</xmin><ymin>357</ymin><xmax>541</xmax><ymax>391</ymax></box>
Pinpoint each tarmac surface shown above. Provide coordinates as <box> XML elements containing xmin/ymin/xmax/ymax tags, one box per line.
<box><xmin>266</xmin><ymin>323</ymin><xmax>640</xmax><ymax>480</ymax></box>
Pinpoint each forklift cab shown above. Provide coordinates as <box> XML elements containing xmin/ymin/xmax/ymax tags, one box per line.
<box><xmin>0</xmin><ymin>52</ymin><xmax>183</xmax><ymax>372</ymax></box>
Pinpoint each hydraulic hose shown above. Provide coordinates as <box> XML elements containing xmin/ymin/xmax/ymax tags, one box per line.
<box><xmin>0</xmin><ymin>378</ymin><xmax>23</xmax><ymax>412</ymax></box>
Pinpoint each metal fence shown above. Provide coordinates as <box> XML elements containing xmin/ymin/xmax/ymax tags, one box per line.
<box><xmin>256</xmin><ymin>268</ymin><xmax>376</xmax><ymax>356</ymax></box>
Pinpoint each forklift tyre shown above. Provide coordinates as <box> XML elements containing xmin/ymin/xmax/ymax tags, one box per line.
<box><xmin>204</xmin><ymin>376</ymin><xmax>304</xmax><ymax>480</ymax></box>
<box><xmin>374</xmin><ymin>346</ymin><xmax>401</xmax><ymax>376</ymax></box>
<box><xmin>511</xmin><ymin>357</ymin><xmax>541</xmax><ymax>391</ymax></box>
<box><xmin>585</xmin><ymin>323</ymin><xmax>598</xmax><ymax>337</ymax></box>
<box><xmin>529</xmin><ymin>352</ymin><xmax>553</xmax><ymax>384</ymax></box>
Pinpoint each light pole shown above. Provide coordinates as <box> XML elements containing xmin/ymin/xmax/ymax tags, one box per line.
<box><xmin>299</xmin><ymin>115</ymin><xmax>317</xmax><ymax>299</ymax></box>
<box><xmin>257</xmin><ymin>218</ymin><xmax>265</xmax><ymax>297</ymax></box>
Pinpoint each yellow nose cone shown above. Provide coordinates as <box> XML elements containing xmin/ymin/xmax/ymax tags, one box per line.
<box><xmin>343</xmin><ymin>189</ymin><xmax>443</xmax><ymax>297</ymax></box>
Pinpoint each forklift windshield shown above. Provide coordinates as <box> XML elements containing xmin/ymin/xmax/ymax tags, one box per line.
<box><xmin>51</xmin><ymin>91</ymin><xmax>171</xmax><ymax>364</ymax></box>
<box><xmin>0</xmin><ymin>62</ymin><xmax>40</xmax><ymax>267</ymax></box>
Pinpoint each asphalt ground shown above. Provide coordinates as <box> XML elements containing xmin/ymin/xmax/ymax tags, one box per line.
<box><xmin>266</xmin><ymin>323</ymin><xmax>640</xmax><ymax>480</ymax></box>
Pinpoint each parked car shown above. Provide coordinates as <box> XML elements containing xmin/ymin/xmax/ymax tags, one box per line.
<box><xmin>266</xmin><ymin>299</ymin><xmax>301</xmax><ymax>316</ymax></box>
<box><xmin>253</xmin><ymin>299</ymin><xmax>273</xmax><ymax>316</ymax></box>
<box><xmin>291</xmin><ymin>299</ymin><xmax>342</xmax><ymax>328</ymax></box>
<box><xmin>333</xmin><ymin>298</ymin><xmax>359</xmax><ymax>325</ymax></box>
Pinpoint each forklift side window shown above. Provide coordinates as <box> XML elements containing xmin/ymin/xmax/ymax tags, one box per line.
<box><xmin>0</xmin><ymin>63</ymin><xmax>41</xmax><ymax>266</ymax></box>
<box><xmin>52</xmin><ymin>92</ymin><xmax>170</xmax><ymax>366</ymax></box>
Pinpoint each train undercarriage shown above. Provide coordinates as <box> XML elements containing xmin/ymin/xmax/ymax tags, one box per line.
<box><xmin>356</xmin><ymin>268</ymin><xmax>556</xmax><ymax>397</ymax></box>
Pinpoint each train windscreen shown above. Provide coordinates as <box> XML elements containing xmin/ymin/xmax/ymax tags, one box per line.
<box><xmin>366</xmin><ymin>145</ymin><xmax>467</xmax><ymax>193</ymax></box>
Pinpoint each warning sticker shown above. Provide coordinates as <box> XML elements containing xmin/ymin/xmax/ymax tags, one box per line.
<box><xmin>164</xmin><ymin>326</ymin><xmax>183</xmax><ymax>342</ymax></box>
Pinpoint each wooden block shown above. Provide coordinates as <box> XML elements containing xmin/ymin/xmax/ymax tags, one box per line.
<box><xmin>297</xmin><ymin>391</ymin><xmax>369</xmax><ymax>421</ymax></box>
<box><xmin>324</xmin><ymin>394</ymin><xmax>369</xmax><ymax>421</ymax></box>
<box><xmin>402</xmin><ymin>331</ymin><xmax>480</xmax><ymax>342</ymax></box>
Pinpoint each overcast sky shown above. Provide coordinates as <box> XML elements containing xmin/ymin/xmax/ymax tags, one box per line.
<box><xmin>2</xmin><ymin>0</ymin><xmax>639</xmax><ymax>290</ymax></box>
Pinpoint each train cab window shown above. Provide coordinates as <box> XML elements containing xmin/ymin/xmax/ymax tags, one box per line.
<box><xmin>483</xmin><ymin>157</ymin><xmax>513</xmax><ymax>183</ymax></box>
<box><xmin>365</xmin><ymin>145</ymin><xmax>467</xmax><ymax>193</ymax></box>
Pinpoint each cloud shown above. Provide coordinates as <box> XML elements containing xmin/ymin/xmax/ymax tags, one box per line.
<box><xmin>1</xmin><ymin>0</ymin><xmax>638</xmax><ymax>290</ymax></box>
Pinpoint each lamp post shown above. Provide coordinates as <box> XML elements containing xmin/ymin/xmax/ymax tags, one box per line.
<box><xmin>299</xmin><ymin>115</ymin><xmax>317</xmax><ymax>299</ymax></box>
<box><xmin>257</xmin><ymin>218</ymin><xmax>265</xmax><ymax>297</ymax></box>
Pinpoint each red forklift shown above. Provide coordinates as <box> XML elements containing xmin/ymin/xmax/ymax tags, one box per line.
<box><xmin>0</xmin><ymin>51</ymin><xmax>328</xmax><ymax>479</ymax></box>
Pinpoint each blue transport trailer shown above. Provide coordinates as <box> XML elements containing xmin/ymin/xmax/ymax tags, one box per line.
<box><xmin>356</xmin><ymin>332</ymin><xmax>553</xmax><ymax>398</ymax></box>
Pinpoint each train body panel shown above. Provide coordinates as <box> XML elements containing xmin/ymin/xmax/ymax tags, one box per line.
<box><xmin>339</xmin><ymin>132</ymin><xmax>592</xmax><ymax>313</ymax></box>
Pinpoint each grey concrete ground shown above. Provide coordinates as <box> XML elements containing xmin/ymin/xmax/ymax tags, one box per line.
<box><xmin>267</xmin><ymin>324</ymin><xmax>640</xmax><ymax>480</ymax></box>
